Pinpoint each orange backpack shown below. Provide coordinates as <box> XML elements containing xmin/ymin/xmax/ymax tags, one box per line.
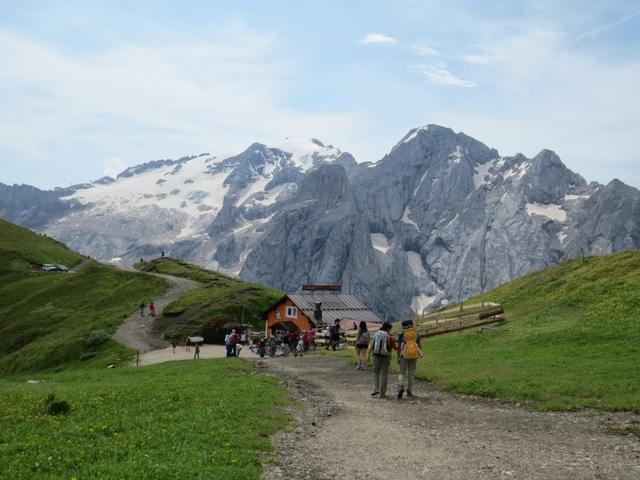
<box><xmin>402</xmin><ymin>327</ymin><xmax>421</xmax><ymax>359</ymax></box>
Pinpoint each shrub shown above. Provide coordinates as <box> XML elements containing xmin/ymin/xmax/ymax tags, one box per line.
<box><xmin>85</xmin><ymin>330</ymin><xmax>110</xmax><ymax>349</ymax></box>
<box><xmin>44</xmin><ymin>394</ymin><xmax>71</xmax><ymax>416</ymax></box>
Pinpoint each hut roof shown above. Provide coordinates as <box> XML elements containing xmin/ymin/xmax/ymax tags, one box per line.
<box><xmin>287</xmin><ymin>294</ymin><xmax>383</xmax><ymax>326</ymax></box>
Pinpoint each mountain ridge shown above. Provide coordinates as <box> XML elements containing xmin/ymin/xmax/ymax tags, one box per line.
<box><xmin>2</xmin><ymin>125</ymin><xmax>639</xmax><ymax>319</ymax></box>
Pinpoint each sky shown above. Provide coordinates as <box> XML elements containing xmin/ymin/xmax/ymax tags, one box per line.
<box><xmin>1</xmin><ymin>0</ymin><xmax>639</xmax><ymax>189</ymax></box>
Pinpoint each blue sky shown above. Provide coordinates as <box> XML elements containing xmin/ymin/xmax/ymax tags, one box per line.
<box><xmin>1</xmin><ymin>0</ymin><xmax>639</xmax><ymax>189</ymax></box>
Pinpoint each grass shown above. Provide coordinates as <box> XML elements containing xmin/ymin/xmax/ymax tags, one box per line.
<box><xmin>422</xmin><ymin>251</ymin><xmax>640</xmax><ymax>412</ymax></box>
<box><xmin>332</xmin><ymin>251</ymin><xmax>640</xmax><ymax>413</ymax></box>
<box><xmin>137</xmin><ymin>258</ymin><xmax>283</xmax><ymax>340</ymax></box>
<box><xmin>0</xmin><ymin>218</ymin><xmax>82</xmax><ymax>273</ymax></box>
<box><xmin>0</xmin><ymin>221</ymin><xmax>168</xmax><ymax>373</ymax></box>
<box><xmin>0</xmin><ymin>359</ymin><xmax>291</xmax><ymax>479</ymax></box>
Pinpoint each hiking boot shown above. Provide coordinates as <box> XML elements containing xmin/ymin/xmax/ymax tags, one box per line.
<box><xmin>371</xmin><ymin>391</ymin><xmax>379</xmax><ymax>396</ymax></box>
<box><xmin>406</xmin><ymin>391</ymin><xmax>415</xmax><ymax>398</ymax></box>
<box><xmin>397</xmin><ymin>388</ymin><xmax>404</xmax><ymax>399</ymax></box>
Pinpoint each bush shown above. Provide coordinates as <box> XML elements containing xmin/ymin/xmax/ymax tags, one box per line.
<box><xmin>85</xmin><ymin>330</ymin><xmax>110</xmax><ymax>349</ymax></box>
<box><xmin>44</xmin><ymin>394</ymin><xmax>71</xmax><ymax>416</ymax></box>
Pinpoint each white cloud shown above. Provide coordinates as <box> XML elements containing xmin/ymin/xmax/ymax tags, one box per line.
<box><xmin>360</xmin><ymin>33</ymin><xmax>397</xmax><ymax>44</ymax></box>
<box><xmin>0</xmin><ymin>27</ymin><xmax>363</xmax><ymax>187</ymax></box>
<box><xmin>103</xmin><ymin>157</ymin><xmax>128</xmax><ymax>178</ymax></box>
<box><xmin>413</xmin><ymin>45</ymin><xmax>438</xmax><ymax>56</ymax></box>
<box><xmin>418</xmin><ymin>66</ymin><xmax>475</xmax><ymax>87</ymax></box>
<box><xmin>572</xmin><ymin>8</ymin><xmax>640</xmax><ymax>43</ymax></box>
<box><xmin>461</xmin><ymin>54</ymin><xmax>492</xmax><ymax>64</ymax></box>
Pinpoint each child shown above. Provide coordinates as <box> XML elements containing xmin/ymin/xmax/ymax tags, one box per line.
<box><xmin>235</xmin><ymin>342</ymin><xmax>243</xmax><ymax>357</ymax></box>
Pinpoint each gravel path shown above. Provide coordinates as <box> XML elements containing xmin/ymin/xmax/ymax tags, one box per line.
<box><xmin>262</xmin><ymin>355</ymin><xmax>640</xmax><ymax>480</ymax></box>
<box><xmin>138</xmin><ymin>344</ymin><xmax>228</xmax><ymax>366</ymax></box>
<box><xmin>114</xmin><ymin>272</ymin><xmax>200</xmax><ymax>353</ymax></box>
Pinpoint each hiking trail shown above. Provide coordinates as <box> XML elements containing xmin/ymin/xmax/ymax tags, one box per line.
<box><xmin>114</xmin><ymin>271</ymin><xmax>200</xmax><ymax>353</ymax></box>
<box><xmin>262</xmin><ymin>355</ymin><xmax>640</xmax><ymax>480</ymax></box>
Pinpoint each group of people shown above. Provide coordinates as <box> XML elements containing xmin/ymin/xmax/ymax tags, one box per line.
<box><xmin>255</xmin><ymin>328</ymin><xmax>315</xmax><ymax>358</ymax></box>
<box><xmin>139</xmin><ymin>301</ymin><xmax>156</xmax><ymax>317</ymax></box>
<box><xmin>354</xmin><ymin>319</ymin><xmax>423</xmax><ymax>399</ymax></box>
<box><xmin>225</xmin><ymin>329</ymin><xmax>248</xmax><ymax>357</ymax></box>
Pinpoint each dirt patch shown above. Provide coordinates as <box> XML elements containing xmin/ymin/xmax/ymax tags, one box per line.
<box><xmin>262</xmin><ymin>355</ymin><xmax>640</xmax><ymax>480</ymax></box>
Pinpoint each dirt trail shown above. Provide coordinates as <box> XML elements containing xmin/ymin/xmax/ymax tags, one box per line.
<box><xmin>114</xmin><ymin>272</ymin><xmax>200</xmax><ymax>353</ymax></box>
<box><xmin>262</xmin><ymin>355</ymin><xmax>640</xmax><ymax>480</ymax></box>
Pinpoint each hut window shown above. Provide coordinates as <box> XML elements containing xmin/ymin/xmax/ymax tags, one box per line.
<box><xmin>286</xmin><ymin>306</ymin><xmax>298</xmax><ymax>318</ymax></box>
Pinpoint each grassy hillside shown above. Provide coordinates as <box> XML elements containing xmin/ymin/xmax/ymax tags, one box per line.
<box><xmin>419</xmin><ymin>251</ymin><xmax>640</xmax><ymax>412</ymax></box>
<box><xmin>0</xmin><ymin>218</ymin><xmax>82</xmax><ymax>272</ymax></box>
<box><xmin>0</xmin><ymin>359</ymin><xmax>290</xmax><ymax>479</ymax></box>
<box><xmin>136</xmin><ymin>258</ymin><xmax>283</xmax><ymax>341</ymax></box>
<box><xmin>0</xmin><ymin>221</ymin><xmax>168</xmax><ymax>372</ymax></box>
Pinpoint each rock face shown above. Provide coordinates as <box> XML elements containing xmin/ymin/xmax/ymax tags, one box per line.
<box><xmin>2</xmin><ymin>125</ymin><xmax>639</xmax><ymax>319</ymax></box>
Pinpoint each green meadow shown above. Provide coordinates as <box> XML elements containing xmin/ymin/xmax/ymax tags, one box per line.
<box><xmin>0</xmin><ymin>220</ymin><xmax>292</xmax><ymax>479</ymax></box>
<box><xmin>0</xmin><ymin>359</ymin><xmax>290</xmax><ymax>480</ymax></box>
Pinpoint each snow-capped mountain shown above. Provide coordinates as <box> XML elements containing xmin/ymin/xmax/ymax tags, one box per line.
<box><xmin>2</xmin><ymin>125</ymin><xmax>639</xmax><ymax>320</ymax></box>
<box><xmin>19</xmin><ymin>138</ymin><xmax>355</xmax><ymax>275</ymax></box>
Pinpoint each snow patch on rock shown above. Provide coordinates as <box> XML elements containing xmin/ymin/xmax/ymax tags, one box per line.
<box><xmin>526</xmin><ymin>202</ymin><xmax>567</xmax><ymax>222</ymax></box>
<box><xmin>371</xmin><ymin>233</ymin><xmax>391</xmax><ymax>254</ymax></box>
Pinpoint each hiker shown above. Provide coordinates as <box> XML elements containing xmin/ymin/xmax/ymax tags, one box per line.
<box><xmin>329</xmin><ymin>319</ymin><xmax>341</xmax><ymax>351</ymax></box>
<box><xmin>354</xmin><ymin>321</ymin><xmax>370</xmax><ymax>370</ymax></box>
<box><xmin>368</xmin><ymin>322</ymin><xmax>394</xmax><ymax>398</ymax></box>
<box><xmin>281</xmin><ymin>333</ymin><xmax>291</xmax><ymax>357</ymax></box>
<box><xmin>230</xmin><ymin>329</ymin><xmax>240</xmax><ymax>356</ymax></box>
<box><xmin>305</xmin><ymin>328</ymin><xmax>315</xmax><ymax>351</ymax></box>
<box><xmin>258</xmin><ymin>338</ymin><xmax>266</xmax><ymax>358</ymax></box>
<box><xmin>225</xmin><ymin>331</ymin><xmax>234</xmax><ymax>357</ymax></box>
<box><xmin>185</xmin><ymin>337</ymin><xmax>191</xmax><ymax>351</ymax></box>
<box><xmin>161</xmin><ymin>250</ymin><xmax>165</xmax><ymax>257</ymax></box>
<box><xmin>171</xmin><ymin>341</ymin><xmax>177</xmax><ymax>354</ymax></box>
<box><xmin>240</xmin><ymin>331</ymin><xmax>247</xmax><ymax>345</ymax></box>
<box><xmin>236</xmin><ymin>342</ymin><xmax>243</xmax><ymax>357</ymax></box>
<box><xmin>149</xmin><ymin>302</ymin><xmax>155</xmax><ymax>317</ymax></box>
<box><xmin>295</xmin><ymin>337</ymin><xmax>305</xmax><ymax>357</ymax></box>
<box><xmin>193</xmin><ymin>343</ymin><xmax>200</xmax><ymax>359</ymax></box>
<box><xmin>397</xmin><ymin>320</ymin><xmax>423</xmax><ymax>399</ymax></box>
<box><xmin>139</xmin><ymin>302</ymin><xmax>145</xmax><ymax>316</ymax></box>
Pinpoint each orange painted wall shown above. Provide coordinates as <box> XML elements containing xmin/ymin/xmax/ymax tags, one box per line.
<box><xmin>265</xmin><ymin>297</ymin><xmax>313</xmax><ymax>337</ymax></box>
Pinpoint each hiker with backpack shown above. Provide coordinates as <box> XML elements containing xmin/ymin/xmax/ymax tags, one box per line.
<box><xmin>368</xmin><ymin>322</ymin><xmax>394</xmax><ymax>398</ymax></box>
<box><xmin>354</xmin><ymin>321</ymin><xmax>370</xmax><ymax>370</ymax></box>
<box><xmin>396</xmin><ymin>320</ymin><xmax>423</xmax><ymax>399</ymax></box>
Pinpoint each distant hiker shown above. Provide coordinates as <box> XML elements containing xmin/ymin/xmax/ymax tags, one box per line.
<box><xmin>225</xmin><ymin>331</ymin><xmax>234</xmax><ymax>357</ymax></box>
<box><xmin>353</xmin><ymin>321</ymin><xmax>357</xmax><ymax>331</ymax></box>
<box><xmin>236</xmin><ymin>342</ymin><xmax>243</xmax><ymax>357</ymax></box>
<box><xmin>240</xmin><ymin>331</ymin><xmax>247</xmax><ymax>345</ymax></box>
<box><xmin>171</xmin><ymin>341</ymin><xmax>177</xmax><ymax>354</ymax></box>
<box><xmin>193</xmin><ymin>344</ymin><xmax>200</xmax><ymax>359</ymax></box>
<box><xmin>305</xmin><ymin>328</ymin><xmax>315</xmax><ymax>351</ymax></box>
<box><xmin>230</xmin><ymin>329</ymin><xmax>240</xmax><ymax>356</ymax></box>
<box><xmin>139</xmin><ymin>302</ymin><xmax>145</xmax><ymax>316</ymax></box>
<box><xmin>329</xmin><ymin>320</ymin><xmax>341</xmax><ymax>351</ymax></box>
<box><xmin>149</xmin><ymin>302</ymin><xmax>155</xmax><ymax>317</ymax></box>
<box><xmin>281</xmin><ymin>334</ymin><xmax>291</xmax><ymax>357</ymax></box>
<box><xmin>295</xmin><ymin>337</ymin><xmax>304</xmax><ymax>357</ymax></box>
<box><xmin>397</xmin><ymin>320</ymin><xmax>423</xmax><ymax>399</ymax></box>
<box><xmin>354</xmin><ymin>321</ymin><xmax>370</xmax><ymax>370</ymax></box>
<box><xmin>368</xmin><ymin>322</ymin><xmax>393</xmax><ymax>398</ymax></box>
<box><xmin>258</xmin><ymin>338</ymin><xmax>266</xmax><ymax>358</ymax></box>
<box><xmin>161</xmin><ymin>250</ymin><xmax>165</xmax><ymax>257</ymax></box>
<box><xmin>185</xmin><ymin>337</ymin><xmax>191</xmax><ymax>352</ymax></box>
